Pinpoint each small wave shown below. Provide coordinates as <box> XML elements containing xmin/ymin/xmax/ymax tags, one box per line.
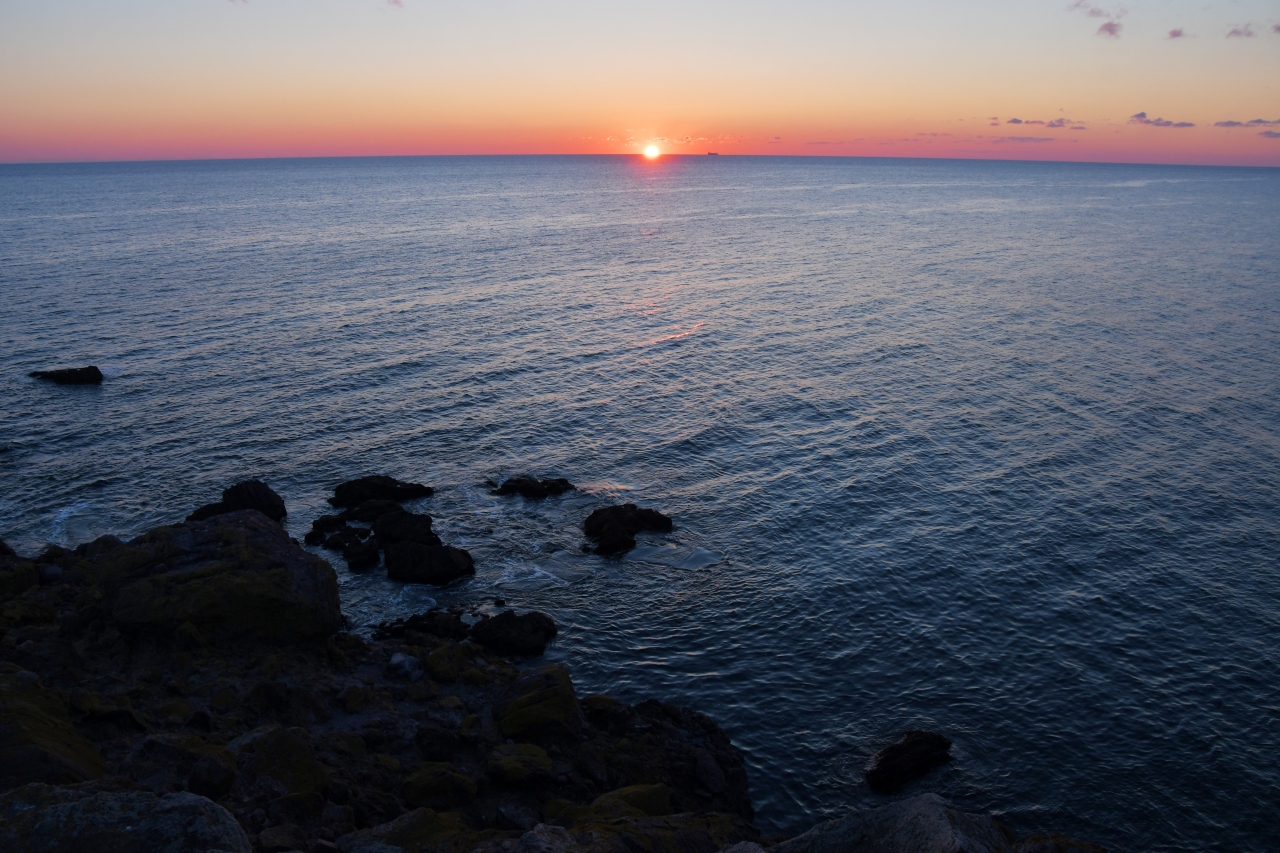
<box><xmin>47</xmin><ymin>501</ymin><xmax>95</xmax><ymax>545</ymax></box>
<box><xmin>627</xmin><ymin>543</ymin><xmax>725</xmax><ymax>570</ymax></box>
<box><xmin>494</xmin><ymin>560</ymin><xmax>569</xmax><ymax>589</ymax></box>
<box><xmin>638</xmin><ymin>322</ymin><xmax>706</xmax><ymax>348</ymax></box>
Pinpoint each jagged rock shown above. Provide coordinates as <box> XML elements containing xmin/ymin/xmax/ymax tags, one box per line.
<box><xmin>343</xmin><ymin>500</ymin><xmax>408</xmax><ymax>524</ymax></box>
<box><xmin>91</xmin><ymin>510</ymin><xmax>341</xmax><ymax>644</ymax></box>
<box><xmin>583</xmin><ymin>504</ymin><xmax>673</xmax><ymax>556</ymax></box>
<box><xmin>865</xmin><ymin>730</ymin><xmax>952</xmax><ymax>794</ymax></box>
<box><xmin>470</xmin><ymin>610</ymin><xmax>558</xmax><ymax>656</ymax></box>
<box><xmin>486</xmin><ymin>743</ymin><xmax>553</xmax><ymax>785</ymax></box>
<box><xmin>491</xmin><ymin>476</ymin><xmax>576</xmax><ymax>500</ymax></box>
<box><xmin>496</xmin><ymin>665</ymin><xmax>584</xmax><ymax>739</ymax></box>
<box><xmin>385</xmin><ymin>542</ymin><xmax>475</xmax><ymax>586</ymax></box>
<box><xmin>29</xmin><ymin>366</ymin><xmax>103</xmax><ymax>385</ymax></box>
<box><xmin>305</xmin><ymin>515</ymin><xmax>347</xmax><ymax>545</ymax></box>
<box><xmin>402</xmin><ymin>762</ymin><xmax>477</xmax><ymax>809</ymax></box>
<box><xmin>345</xmin><ymin>538</ymin><xmax>381</xmax><ymax>572</ymax></box>
<box><xmin>330</xmin><ymin>476</ymin><xmax>433</xmax><ymax>508</ymax></box>
<box><xmin>0</xmin><ymin>783</ymin><xmax>251</xmax><ymax>852</ymax></box>
<box><xmin>187</xmin><ymin>479</ymin><xmax>288</xmax><ymax>523</ymax></box>
<box><xmin>374</xmin><ymin>610</ymin><xmax>470</xmax><ymax>642</ymax></box>
<box><xmin>773</xmin><ymin>793</ymin><xmax>1013</xmax><ymax>853</ymax></box>
<box><xmin>0</xmin><ymin>665</ymin><xmax>106</xmax><ymax>789</ymax></box>
<box><xmin>373</xmin><ymin>511</ymin><xmax>441</xmax><ymax>548</ymax></box>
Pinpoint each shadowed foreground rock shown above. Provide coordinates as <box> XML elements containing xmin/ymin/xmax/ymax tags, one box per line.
<box><xmin>865</xmin><ymin>730</ymin><xmax>952</xmax><ymax>794</ymax></box>
<box><xmin>330</xmin><ymin>475</ymin><xmax>434</xmax><ymax>507</ymax></box>
<box><xmin>492</xmin><ymin>476</ymin><xmax>576</xmax><ymax>500</ymax></box>
<box><xmin>583</xmin><ymin>504</ymin><xmax>673</xmax><ymax>556</ymax></box>
<box><xmin>471</xmin><ymin>610</ymin><xmax>558</xmax><ymax>657</ymax></box>
<box><xmin>187</xmin><ymin>479</ymin><xmax>288</xmax><ymax>523</ymax></box>
<box><xmin>29</xmin><ymin>366</ymin><xmax>103</xmax><ymax>385</ymax></box>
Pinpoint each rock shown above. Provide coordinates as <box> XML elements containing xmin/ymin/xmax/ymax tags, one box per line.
<box><xmin>486</xmin><ymin>743</ymin><xmax>553</xmax><ymax>785</ymax></box>
<box><xmin>386</xmin><ymin>652</ymin><xmax>423</xmax><ymax>681</ymax></box>
<box><xmin>305</xmin><ymin>515</ymin><xmax>347</xmax><ymax>545</ymax></box>
<box><xmin>337</xmin><ymin>807</ymin><xmax>505</xmax><ymax>853</ymax></box>
<box><xmin>495</xmin><ymin>664</ymin><xmax>584</xmax><ymax>739</ymax></box>
<box><xmin>0</xmin><ymin>558</ymin><xmax>39</xmax><ymax>599</ymax></box>
<box><xmin>574</xmin><ymin>812</ymin><xmax>756</xmax><ymax>853</ymax></box>
<box><xmin>865</xmin><ymin>730</ymin><xmax>952</xmax><ymax>795</ymax></box>
<box><xmin>188</xmin><ymin>751</ymin><xmax>237</xmax><ymax>799</ymax></box>
<box><xmin>384</xmin><ymin>542</ymin><xmax>475</xmax><ymax>586</ymax></box>
<box><xmin>1011</xmin><ymin>835</ymin><xmax>1108</xmax><ymax>853</ymax></box>
<box><xmin>260</xmin><ymin>822</ymin><xmax>309</xmax><ymax>852</ymax></box>
<box><xmin>0</xmin><ymin>539</ymin><xmax>17</xmax><ymax>558</ymax></box>
<box><xmin>588</xmin><ymin>784</ymin><xmax>674</xmax><ymax>819</ymax></box>
<box><xmin>374</xmin><ymin>610</ymin><xmax>470</xmax><ymax>642</ymax></box>
<box><xmin>402</xmin><ymin>762</ymin><xmax>477</xmax><ymax>809</ymax></box>
<box><xmin>344</xmin><ymin>538</ymin><xmax>381</xmax><ymax>573</ymax></box>
<box><xmin>491</xmin><ymin>476</ymin><xmax>576</xmax><ymax>500</ymax></box>
<box><xmin>773</xmin><ymin>793</ymin><xmax>1012</xmax><ymax>853</ymax></box>
<box><xmin>372</xmin><ymin>511</ymin><xmax>441</xmax><ymax>548</ymax></box>
<box><xmin>29</xmin><ymin>366</ymin><xmax>103</xmax><ymax>385</ymax></box>
<box><xmin>232</xmin><ymin>725</ymin><xmax>331</xmax><ymax>797</ymax></box>
<box><xmin>324</xmin><ymin>526</ymin><xmax>369</xmax><ymax>552</ymax></box>
<box><xmin>343</xmin><ymin>500</ymin><xmax>408</xmax><ymax>524</ymax></box>
<box><xmin>583</xmin><ymin>504</ymin><xmax>673</xmax><ymax>556</ymax></box>
<box><xmin>0</xmin><ymin>783</ymin><xmax>251</xmax><ymax>852</ymax></box>
<box><xmin>187</xmin><ymin>479</ymin><xmax>288</xmax><ymax>523</ymax></box>
<box><xmin>470</xmin><ymin>610</ymin><xmax>558</xmax><ymax>657</ymax></box>
<box><xmin>0</xmin><ymin>665</ymin><xmax>107</xmax><ymax>789</ymax></box>
<box><xmin>330</xmin><ymin>476</ymin><xmax>433</xmax><ymax>508</ymax></box>
<box><xmin>516</xmin><ymin>823</ymin><xmax>580</xmax><ymax>853</ymax></box>
<box><xmin>96</xmin><ymin>509</ymin><xmax>342</xmax><ymax>644</ymax></box>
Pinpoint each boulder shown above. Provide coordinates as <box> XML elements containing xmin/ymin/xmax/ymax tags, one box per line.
<box><xmin>0</xmin><ymin>666</ymin><xmax>106</xmax><ymax>789</ymax></box>
<box><xmin>231</xmin><ymin>725</ymin><xmax>330</xmax><ymax>796</ymax></box>
<box><xmin>583</xmin><ymin>504</ymin><xmax>673</xmax><ymax>556</ymax></box>
<box><xmin>0</xmin><ymin>783</ymin><xmax>251</xmax><ymax>853</ymax></box>
<box><xmin>95</xmin><ymin>509</ymin><xmax>342</xmax><ymax>644</ymax></box>
<box><xmin>337</xmin><ymin>807</ymin><xmax>506</xmax><ymax>853</ymax></box>
<box><xmin>487</xmin><ymin>743</ymin><xmax>553</xmax><ymax>785</ymax></box>
<box><xmin>330</xmin><ymin>476</ymin><xmax>433</xmax><ymax>508</ymax></box>
<box><xmin>492</xmin><ymin>476</ymin><xmax>576</xmax><ymax>500</ymax></box>
<box><xmin>344</xmin><ymin>538</ymin><xmax>381</xmax><ymax>572</ymax></box>
<box><xmin>385</xmin><ymin>542</ymin><xmax>474</xmax><ymax>586</ymax></box>
<box><xmin>496</xmin><ymin>665</ymin><xmax>584</xmax><ymax>739</ymax></box>
<box><xmin>305</xmin><ymin>514</ymin><xmax>347</xmax><ymax>545</ymax></box>
<box><xmin>373</xmin><ymin>511</ymin><xmax>441</xmax><ymax>548</ymax></box>
<box><xmin>29</xmin><ymin>366</ymin><xmax>103</xmax><ymax>385</ymax></box>
<box><xmin>865</xmin><ymin>730</ymin><xmax>952</xmax><ymax>794</ymax></box>
<box><xmin>402</xmin><ymin>762</ymin><xmax>477</xmax><ymax>809</ymax></box>
<box><xmin>772</xmin><ymin>793</ymin><xmax>1013</xmax><ymax>853</ymax></box>
<box><xmin>374</xmin><ymin>609</ymin><xmax>470</xmax><ymax>642</ymax></box>
<box><xmin>343</xmin><ymin>500</ymin><xmax>408</xmax><ymax>524</ymax></box>
<box><xmin>187</xmin><ymin>479</ymin><xmax>287</xmax><ymax>523</ymax></box>
<box><xmin>470</xmin><ymin>610</ymin><xmax>558</xmax><ymax>656</ymax></box>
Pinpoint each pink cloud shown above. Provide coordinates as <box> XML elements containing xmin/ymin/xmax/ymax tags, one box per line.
<box><xmin>1168</xmin><ymin>28</ymin><xmax>1187</xmax><ymax>39</ymax></box>
<box><xmin>994</xmin><ymin>136</ymin><xmax>1055</xmax><ymax>144</ymax></box>
<box><xmin>1130</xmin><ymin>112</ymin><xmax>1194</xmax><ymax>128</ymax></box>
<box><xmin>1261</xmin><ymin>131</ymin><xmax>1280</xmax><ymax>139</ymax></box>
<box><xmin>1273</xmin><ymin>24</ymin><xmax>1280</xmax><ymax>34</ymax></box>
<box><xmin>1227</xmin><ymin>24</ymin><xmax>1255</xmax><ymax>38</ymax></box>
<box><xmin>1216</xmin><ymin>119</ymin><xmax>1280</xmax><ymax>128</ymax></box>
<box><xmin>1097</xmin><ymin>21</ymin><xmax>1122</xmax><ymax>37</ymax></box>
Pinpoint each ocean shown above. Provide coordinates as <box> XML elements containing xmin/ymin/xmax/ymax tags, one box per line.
<box><xmin>2</xmin><ymin>155</ymin><xmax>1278</xmax><ymax>851</ymax></box>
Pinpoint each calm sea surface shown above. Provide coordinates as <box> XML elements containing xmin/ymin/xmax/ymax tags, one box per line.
<box><xmin>2</xmin><ymin>156</ymin><xmax>1278</xmax><ymax>851</ymax></box>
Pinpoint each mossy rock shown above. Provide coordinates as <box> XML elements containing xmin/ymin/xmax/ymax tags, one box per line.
<box><xmin>1</xmin><ymin>595</ymin><xmax>55</xmax><ymax>626</ymax></box>
<box><xmin>0</xmin><ymin>561</ymin><xmax>38</xmax><ymax>601</ymax></box>
<box><xmin>590</xmin><ymin>784</ymin><xmax>674</xmax><ymax>819</ymax></box>
<box><xmin>0</xmin><ymin>666</ymin><xmax>106</xmax><ymax>789</ymax></box>
<box><xmin>425</xmin><ymin>642</ymin><xmax>483</xmax><ymax>683</ymax></box>
<box><xmin>496</xmin><ymin>664</ymin><xmax>584</xmax><ymax>740</ymax></box>
<box><xmin>235</xmin><ymin>726</ymin><xmax>330</xmax><ymax>796</ymax></box>
<box><xmin>339</xmin><ymin>807</ymin><xmax>511</xmax><ymax>853</ymax></box>
<box><xmin>573</xmin><ymin>812</ymin><xmax>756</xmax><ymax>853</ymax></box>
<box><xmin>402</xmin><ymin>762</ymin><xmax>477</xmax><ymax>809</ymax></box>
<box><xmin>486</xmin><ymin>743</ymin><xmax>553</xmax><ymax>785</ymax></box>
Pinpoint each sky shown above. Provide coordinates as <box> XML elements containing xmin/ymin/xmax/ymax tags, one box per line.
<box><xmin>1</xmin><ymin>0</ymin><xmax>1278</xmax><ymax>166</ymax></box>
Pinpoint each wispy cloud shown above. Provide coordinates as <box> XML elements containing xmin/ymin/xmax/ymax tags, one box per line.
<box><xmin>994</xmin><ymin>136</ymin><xmax>1055</xmax><ymax>144</ymax></box>
<box><xmin>1130</xmin><ymin>112</ymin><xmax>1194</xmax><ymax>128</ymax></box>
<box><xmin>386</xmin><ymin>0</ymin><xmax>403</xmax><ymax>6</ymax></box>
<box><xmin>1274</xmin><ymin>24</ymin><xmax>1280</xmax><ymax>34</ymax></box>
<box><xmin>1215</xmin><ymin>118</ymin><xmax>1280</xmax><ymax>127</ymax></box>
<box><xmin>1097</xmin><ymin>21</ymin><xmax>1122</xmax><ymax>37</ymax></box>
<box><xmin>1261</xmin><ymin>131</ymin><xmax>1280</xmax><ymax>139</ymax></box>
<box><xmin>1068</xmin><ymin>2</ymin><xmax>1125</xmax><ymax>37</ymax></box>
<box><xmin>1005</xmin><ymin>117</ymin><xmax>1084</xmax><ymax>129</ymax></box>
<box><xmin>1167</xmin><ymin>28</ymin><xmax>1187</xmax><ymax>39</ymax></box>
<box><xmin>1227</xmin><ymin>24</ymin><xmax>1255</xmax><ymax>38</ymax></box>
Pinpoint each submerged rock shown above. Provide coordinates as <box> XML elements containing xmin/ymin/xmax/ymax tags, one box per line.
<box><xmin>330</xmin><ymin>476</ymin><xmax>433</xmax><ymax>508</ymax></box>
<box><xmin>773</xmin><ymin>793</ymin><xmax>1012</xmax><ymax>853</ymax></box>
<box><xmin>865</xmin><ymin>730</ymin><xmax>952</xmax><ymax>794</ymax></box>
<box><xmin>492</xmin><ymin>476</ymin><xmax>576</xmax><ymax>500</ymax></box>
<box><xmin>29</xmin><ymin>366</ymin><xmax>103</xmax><ymax>385</ymax></box>
<box><xmin>187</xmin><ymin>479</ymin><xmax>288</xmax><ymax>523</ymax></box>
<box><xmin>470</xmin><ymin>610</ymin><xmax>558</xmax><ymax>656</ymax></box>
<box><xmin>583</xmin><ymin>504</ymin><xmax>674</xmax><ymax>556</ymax></box>
<box><xmin>384</xmin><ymin>542</ymin><xmax>475</xmax><ymax>586</ymax></box>
<box><xmin>0</xmin><ymin>784</ymin><xmax>251</xmax><ymax>853</ymax></box>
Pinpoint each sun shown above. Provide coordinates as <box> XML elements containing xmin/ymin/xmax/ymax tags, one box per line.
<box><xmin>643</xmin><ymin>145</ymin><xmax>660</xmax><ymax>159</ymax></box>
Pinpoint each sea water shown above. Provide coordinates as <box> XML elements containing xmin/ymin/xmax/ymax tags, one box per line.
<box><xmin>2</xmin><ymin>156</ymin><xmax>1278</xmax><ymax>851</ymax></box>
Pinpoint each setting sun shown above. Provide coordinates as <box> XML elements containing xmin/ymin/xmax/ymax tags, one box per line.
<box><xmin>644</xmin><ymin>145</ymin><xmax>660</xmax><ymax>159</ymax></box>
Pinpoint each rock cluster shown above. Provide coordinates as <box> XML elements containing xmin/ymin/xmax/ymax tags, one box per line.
<box><xmin>582</xmin><ymin>504</ymin><xmax>674</xmax><ymax>556</ymax></box>
<box><xmin>490</xmin><ymin>477</ymin><xmax>576</xmax><ymax>500</ymax></box>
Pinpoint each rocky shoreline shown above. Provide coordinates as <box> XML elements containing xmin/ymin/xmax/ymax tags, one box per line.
<box><xmin>0</xmin><ymin>478</ymin><xmax>1107</xmax><ymax>853</ymax></box>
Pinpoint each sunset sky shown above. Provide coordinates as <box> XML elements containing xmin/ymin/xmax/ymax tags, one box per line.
<box><xmin>2</xmin><ymin>0</ymin><xmax>1278</xmax><ymax>166</ymax></box>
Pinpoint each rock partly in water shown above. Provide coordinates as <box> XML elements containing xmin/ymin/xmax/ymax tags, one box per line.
<box><xmin>343</xmin><ymin>499</ymin><xmax>408</xmax><ymax>524</ymax></box>
<box><xmin>0</xmin><ymin>783</ymin><xmax>251</xmax><ymax>853</ymax></box>
<box><xmin>384</xmin><ymin>542</ymin><xmax>475</xmax><ymax>586</ymax></box>
<box><xmin>344</xmin><ymin>538</ymin><xmax>382</xmax><ymax>573</ymax></box>
<box><xmin>470</xmin><ymin>610</ymin><xmax>558</xmax><ymax>657</ymax></box>
<box><xmin>583</xmin><ymin>504</ymin><xmax>674</xmax><ymax>556</ymax></box>
<box><xmin>0</xmin><ymin>666</ymin><xmax>107</xmax><ymax>789</ymax></box>
<box><xmin>491</xmin><ymin>476</ymin><xmax>576</xmax><ymax>500</ymax></box>
<box><xmin>373</xmin><ymin>511</ymin><xmax>441</xmax><ymax>548</ymax></box>
<box><xmin>865</xmin><ymin>730</ymin><xmax>952</xmax><ymax>794</ymax></box>
<box><xmin>306</xmin><ymin>514</ymin><xmax>348</xmax><ymax>545</ymax></box>
<box><xmin>773</xmin><ymin>793</ymin><xmax>1014</xmax><ymax>853</ymax></box>
<box><xmin>330</xmin><ymin>476</ymin><xmax>434</xmax><ymax>508</ymax></box>
<box><xmin>29</xmin><ymin>366</ymin><xmax>103</xmax><ymax>385</ymax></box>
<box><xmin>187</xmin><ymin>479</ymin><xmax>288</xmax><ymax>523</ymax></box>
<box><xmin>373</xmin><ymin>609</ymin><xmax>470</xmax><ymax>642</ymax></box>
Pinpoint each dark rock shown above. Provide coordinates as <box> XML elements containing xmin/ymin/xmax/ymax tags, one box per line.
<box><xmin>492</xmin><ymin>476</ymin><xmax>576</xmax><ymax>500</ymax></box>
<box><xmin>29</xmin><ymin>366</ymin><xmax>103</xmax><ymax>385</ymax></box>
<box><xmin>329</xmin><ymin>476</ymin><xmax>433</xmax><ymax>508</ymax></box>
<box><xmin>384</xmin><ymin>542</ymin><xmax>475</xmax><ymax>586</ymax></box>
<box><xmin>772</xmin><ymin>793</ymin><xmax>1011</xmax><ymax>853</ymax></box>
<box><xmin>305</xmin><ymin>515</ymin><xmax>346</xmax><ymax>545</ymax></box>
<box><xmin>583</xmin><ymin>503</ymin><xmax>674</xmax><ymax>556</ymax></box>
<box><xmin>414</xmin><ymin>724</ymin><xmax>462</xmax><ymax>761</ymax></box>
<box><xmin>0</xmin><ymin>539</ymin><xmax>16</xmax><ymax>558</ymax></box>
<box><xmin>343</xmin><ymin>538</ymin><xmax>381</xmax><ymax>573</ymax></box>
<box><xmin>260</xmin><ymin>822</ymin><xmax>309</xmax><ymax>853</ymax></box>
<box><xmin>495</xmin><ymin>664</ymin><xmax>584</xmax><ymax>740</ymax></box>
<box><xmin>0</xmin><ymin>784</ymin><xmax>251</xmax><ymax>852</ymax></box>
<box><xmin>73</xmin><ymin>535</ymin><xmax>123</xmax><ymax>559</ymax></box>
<box><xmin>374</xmin><ymin>609</ymin><xmax>470</xmax><ymax>642</ymax></box>
<box><xmin>187</xmin><ymin>479</ymin><xmax>287</xmax><ymax>523</ymax></box>
<box><xmin>0</xmin><ymin>666</ymin><xmax>107</xmax><ymax>789</ymax></box>
<box><xmin>470</xmin><ymin>610</ymin><xmax>558</xmax><ymax>657</ymax></box>
<box><xmin>865</xmin><ymin>730</ymin><xmax>952</xmax><ymax>794</ymax></box>
<box><xmin>341</xmin><ymin>499</ymin><xmax>406</xmax><ymax>524</ymax></box>
<box><xmin>187</xmin><ymin>752</ymin><xmax>236</xmax><ymax>799</ymax></box>
<box><xmin>323</xmin><ymin>526</ymin><xmax>367</xmax><ymax>552</ymax></box>
<box><xmin>372</xmin><ymin>510</ymin><xmax>440</xmax><ymax>547</ymax></box>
